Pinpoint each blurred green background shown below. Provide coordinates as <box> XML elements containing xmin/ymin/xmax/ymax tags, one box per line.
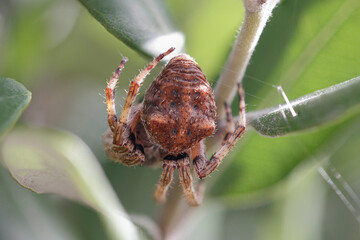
<box><xmin>1</xmin><ymin>0</ymin><xmax>360</xmax><ymax>239</ymax></box>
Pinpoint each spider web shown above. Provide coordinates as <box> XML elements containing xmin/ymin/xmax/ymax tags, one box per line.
<box><xmin>211</xmin><ymin>54</ymin><xmax>360</xmax><ymax>224</ymax></box>
<box><xmin>276</xmin><ymin>85</ymin><xmax>360</xmax><ymax>223</ymax></box>
<box><xmin>211</xmin><ymin>21</ymin><xmax>360</xmax><ymax>238</ymax></box>
<box><xmin>228</xmin><ymin>76</ymin><xmax>360</xmax><ymax>238</ymax></box>
<box><xmin>244</xmin><ymin>0</ymin><xmax>360</xmax><ymax>230</ymax></box>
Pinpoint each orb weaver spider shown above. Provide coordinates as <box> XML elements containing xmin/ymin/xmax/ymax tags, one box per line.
<box><xmin>104</xmin><ymin>47</ymin><xmax>246</xmax><ymax>206</ymax></box>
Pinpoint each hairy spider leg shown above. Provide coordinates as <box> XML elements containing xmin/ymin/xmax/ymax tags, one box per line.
<box><xmin>177</xmin><ymin>155</ymin><xmax>205</xmax><ymax>206</ymax></box>
<box><xmin>155</xmin><ymin>154</ymin><xmax>204</xmax><ymax>206</ymax></box>
<box><xmin>194</xmin><ymin>83</ymin><xmax>246</xmax><ymax>179</ymax></box>
<box><xmin>104</xmin><ymin>48</ymin><xmax>175</xmax><ymax>166</ymax></box>
<box><xmin>222</xmin><ymin>102</ymin><xmax>235</xmax><ymax>144</ymax></box>
<box><xmin>106</xmin><ymin>58</ymin><xmax>128</xmax><ymax>132</ymax></box>
<box><xmin>154</xmin><ymin>160</ymin><xmax>177</xmax><ymax>203</ymax></box>
<box><xmin>114</xmin><ymin>47</ymin><xmax>175</xmax><ymax>144</ymax></box>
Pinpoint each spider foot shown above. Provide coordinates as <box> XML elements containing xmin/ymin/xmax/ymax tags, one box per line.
<box><xmin>193</xmin><ymin>155</ymin><xmax>206</xmax><ymax>178</ymax></box>
<box><xmin>194</xmin><ymin>155</ymin><xmax>218</xmax><ymax>179</ymax></box>
<box><xmin>104</xmin><ymin>144</ymin><xmax>145</xmax><ymax>166</ymax></box>
<box><xmin>104</xmin><ymin>131</ymin><xmax>145</xmax><ymax>166</ymax></box>
<box><xmin>121</xmin><ymin>148</ymin><xmax>145</xmax><ymax>166</ymax></box>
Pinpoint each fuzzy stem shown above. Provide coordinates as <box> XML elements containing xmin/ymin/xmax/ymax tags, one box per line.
<box><xmin>159</xmin><ymin>182</ymin><xmax>188</xmax><ymax>239</ymax></box>
<box><xmin>159</xmin><ymin>0</ymin><xmax>281</xmax><ymax>237</ymax></box>
<box><xmin>214</xmin><ymin>0</ymin><xmax>280</xmax><ymax>120</ymax></box>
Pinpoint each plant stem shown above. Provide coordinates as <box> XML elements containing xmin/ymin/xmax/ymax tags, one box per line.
<box><xmin>158</xmin><ymin>0</ymin><xmax>281</xmax><ymax>238</ymax></box>
<box><xmin>158</xmin><ymin>182</ymin><xmax>187</xmax><ymax>239</ymax></box>
<box><xmin>214</xmin><ymin>0</ymin><xmax>280</xmax><ymax>120</ymax></box>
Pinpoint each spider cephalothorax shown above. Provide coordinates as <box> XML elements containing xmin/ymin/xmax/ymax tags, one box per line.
<box><xmin>104</xmin><ymin>48</ymin><xmax>246</xmax><ymax>206</ymax></box>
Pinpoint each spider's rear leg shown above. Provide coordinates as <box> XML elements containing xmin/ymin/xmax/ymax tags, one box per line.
<box><xmin>154</xmin><ymin>153</ymin><xmax>204</xmax><ymax>206</ymax></box>
<box><xmin>112</xmin><ymin>48</ymin><xmax>174</xmax><ymax>162</ymax></box>
<box><xmin>117</xmin><ymin>47</ymin><xmax>175</xmax><ymax>129</ymax></box>
<box><xmin>104</xmin><ymin>58</ymin><xmax>144</xmax><ymax>166</ymax></box>
<box><xmin>104</xmin><ymin>132</ymin><xmax>145</xmax><ymax>166</ymax></box>
<box><xmin>106</xmin><ymin>58</ymin><xmax>128</xmax><ymax>132</ymax></box>
<box><xmin>105</xmin><ymin>48</ymin><xmax>175</xmax><ymax>166</ymax></box>
<box><xmin>104</xmin><ymin>107</ymin><xmax>145</xmax><ymax>166</ymax></box>
<box><xmin>194</xmin><ymin>83</ymin><xmax>246</xmax><ymax>179</ymax></box>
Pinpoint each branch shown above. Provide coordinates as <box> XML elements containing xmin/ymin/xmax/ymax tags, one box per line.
<box><xmin>214</xmin><ymin>0</ymin><xmax>280</xmax><ymax>119</ymax></box>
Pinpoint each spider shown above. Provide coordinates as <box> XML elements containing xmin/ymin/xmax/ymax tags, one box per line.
<box><xmin>103</xmin><ymin>47</ymin><xmax>246</xmax><ymax>206</ymax></box>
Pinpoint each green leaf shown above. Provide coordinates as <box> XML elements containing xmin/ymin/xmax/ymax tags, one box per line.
<box><xmin>210</xmin><ymin>0</ymin><xmax>360</xmax><ymax>199</ymax></box>
<box><xmin>211</xmin><ymin>114</ymin><xmax>360</xmax><ymax>200</ymax></box>
<box><xmin>1</xmin><ymin>127</ymin><xmax>140</xmax><ymax>240</ymax></box>
<box><xmin>248</xmin><ymin>76</ymin><xmax>360</xmax><ymax>136</ymax></box>
<box><xmin>78</xmin><ymin>0</ymin><xmax>185</xmax><ymax>57</ymax></box>
<box><xmin>0</xmin><ymin>168</ymin><xmax>79</xmax><ymax>240</ymax></box>
<box><xmin>0</xmin><ymin>3</ymin><xmax>47</xmax><ymax>83</ymax></box>
<box><xmin>0</xmin><ymin>77</ymin><xmax>31</xmax><ymax>140</ymax></box>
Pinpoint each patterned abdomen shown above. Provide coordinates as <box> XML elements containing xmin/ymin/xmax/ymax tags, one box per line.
<box><xmin>142</xmin><ymin>54</ymin><xmax>216</xmax><ymax>154</ymax></box>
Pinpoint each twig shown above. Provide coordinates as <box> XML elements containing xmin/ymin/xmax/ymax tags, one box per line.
<box><xmin>158</xmin><ymin>182</ymin><xmax>187</xmax><ymax>239</ymax></box>
<box><xmin>214</xmin><ymin>0</ymin><xmax>280</xmax><ymax>120</ymax></box>
<box><xmin>158</xmin><ymin>0</ymin><xmax>281</xmax><ymax>238</ymax></box>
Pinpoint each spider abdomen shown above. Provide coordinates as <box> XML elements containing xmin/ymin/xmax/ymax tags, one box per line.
<box><xmin>142</xmin><ymin>54</ymin><xmax>216</xmax><ymax>154</ymax></box>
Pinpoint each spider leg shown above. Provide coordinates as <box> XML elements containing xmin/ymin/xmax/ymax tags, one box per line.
<box><xmin>105</xmin><ymin>58</ymin><xmax>128</xmax><ymax>132</ymax></box>
<box><xmin>106</xmin><ymin>48</ymin><xmax>175</xmax><ymax>166</ymax></box>
<box><xmin>115</xmin><ymin>47</ymin><xmax>175</xmax><ymax>141</ymax></box>
<box><xmin>154</xmin><ymin>160</ymin><xmax>177</xmax><ymax>203</ymax></box>
<box><xmin>222</xmin><ymin>102</ymin><xmax>235</xmax><ymax>144</ymax></box>
<box><xmin>104</xmin><ymin>108</ymin><xmax>145</xmax><ymax>166</ymax></box>
<box><xmin>194</xmin><ymin>83</ymin><xmax>246</xmax><ymax>179</ymax></box>
<box><xmin>177</xmin><ymin>154</ymin><xmax>204</xmax><ymax>206</ymax></box>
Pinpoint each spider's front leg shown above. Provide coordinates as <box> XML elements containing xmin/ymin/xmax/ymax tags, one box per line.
<box><xmin>154</xmin><ymin>159</ymin><xmax>177</xmax><ymax>203</ymax></box>
<box><xmin>194</xmin><ymin>83</ymin><xmax>246</xmax><ymax>179</ymax></box>
<box><xmin>105</xmin><ymin>48</ymin><xmax>175</xmax><ymax>166</ymax></box>
<box><xmin>177</xmin><ymin>154</ymin><xmax>204</xmax><ymax>206</ymax></box>
<box><xmin>154</xmin><ymin>153</ymin><xmax>204</xmax><ymax>206</ymax></box>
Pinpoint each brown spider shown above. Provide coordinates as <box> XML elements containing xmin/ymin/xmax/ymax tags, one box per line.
<box><xmin>104</xmin><ymin>47</ymin><xmax>246</xmax><ymax>206</ymax></box>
